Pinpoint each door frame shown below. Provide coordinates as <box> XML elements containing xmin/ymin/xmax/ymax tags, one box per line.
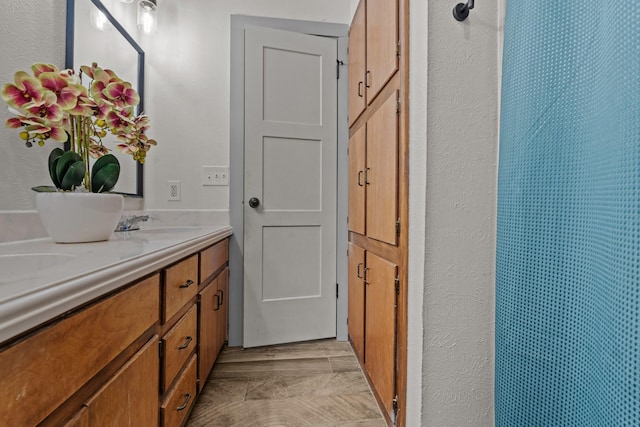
<box><xmin>229</xmin><ymin>15</ymin><xmax>349</xmax><ymax>346</ymax></box>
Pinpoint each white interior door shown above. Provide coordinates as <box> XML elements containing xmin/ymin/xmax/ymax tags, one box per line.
<box><xmin>243</xmin><ymin>26</ymin><xmax>338</xmax><ymax>348</ymax></box>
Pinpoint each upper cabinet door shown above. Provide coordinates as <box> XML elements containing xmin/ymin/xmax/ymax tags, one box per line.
<box><xmin>365</xmin><ymin>0</ymin><xmax>399</xmax><ymax>104</ymax></box>
<box><xmin>348</xmin><ymin>124</ymin><xmax>366</xmax><ymax>235</ymax></box>
<box><xmin>366</xmin><ymin>91</ymin><xmax>399</xmax><ymax>245</ymax></box>
<box><xmin>348</xmin><ymin>0</ymin><xmax>366</xmax><ymax>126</ymax></box>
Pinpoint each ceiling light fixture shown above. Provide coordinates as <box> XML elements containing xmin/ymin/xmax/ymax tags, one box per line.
<box><xmin>137</xmin><ymin>0</ymin><xmax>158</xmax><ymax>35</ymax></box>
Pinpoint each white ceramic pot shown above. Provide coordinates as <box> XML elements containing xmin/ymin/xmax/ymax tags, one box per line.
<box><xmin>36</xmin><ymin>192</ymin><xmax>124</xmax><ymax>243</ymax></box>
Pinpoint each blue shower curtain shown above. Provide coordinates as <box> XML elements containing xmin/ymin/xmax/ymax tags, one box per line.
<box><xmin>496</xmin><ymin>2</ymin><xmax>639</xmax><ymax>426</ymax></box>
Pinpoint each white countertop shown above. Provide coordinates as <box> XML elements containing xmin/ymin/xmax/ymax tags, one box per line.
<box><xmin>0</xmin><ymin>225</ymin><xmax>232</xmax><ymax>344</ymax></box>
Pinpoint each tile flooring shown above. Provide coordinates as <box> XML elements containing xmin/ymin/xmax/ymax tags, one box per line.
<box><xmin>186</xmin><ymin>339</ymin><xmax>386</xmax><ymax>427</ymax></box>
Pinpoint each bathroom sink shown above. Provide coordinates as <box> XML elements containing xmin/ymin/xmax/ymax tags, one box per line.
<box><xmin>139</xmin><ymin>226</ymin><xmax>202</xmax><ymax>234</ymax></box>
<box><xmin>0</xmin><ymin>253</ymin><xmax>77</xmax><ymax>282</ymax></box>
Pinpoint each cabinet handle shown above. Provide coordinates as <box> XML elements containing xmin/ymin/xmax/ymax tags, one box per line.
<box><xmin>179</xmin><ymin>279</ymin><xmax>194</xmax><ymax>289</ymax></box>
<box><xmin>176</xmin><ymin>393</ymin><xmax>192</xmax><ymax>411</ymax></box>
<box><xmin>364</xmin><ymin>168</ymin><xmax>370</xmax><ymax>185</ymax></box>
<box><xmin>214</xmin><ymin>293</ymin><xmax>221</xmax><ymax>311</ymax></box>
<box><xmin>357</xmin><ymin>81</ymin><xmax>363</xmax><ymax>97</ymax></box>
<box><xmin>363</xmin><ymin>267</ymin><xmax>370</xmax><ymax>285</ymax></box>
<box><xmin>357</xmin><ymin>262</ymin><xmax>364</xmax><ymax>279</ymax></box>
<box><xmin>178</xmin><ymin>336</ymin><xmax>193</xmax><ymax>350</ymax></box>
<box><xmin>365</xmin><ymin>70</ymin><xmax>371</xmax><ymax>88</ymax></box>
<box><xmin>217</xmin><ymin>289</ymin><xmax>224</xmax><ymax>306</ymax></box>
<box><xmin>357</xmin><ymin>170</ymin><xmax>364</xmax><ymax>187</ymax></box>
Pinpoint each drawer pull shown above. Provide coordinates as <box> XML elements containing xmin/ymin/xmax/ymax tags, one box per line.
<box><xmin>357</xmin><ymin>81</ymin><xmax>363</xmax><ymax>97</ymax></box>
<box><xmin>214</xmin><ymin>294</ymin><xmax>221</xmax><ymax>311</ymax></box>
<box><xmin>179</xmin><ymin>279</ymin><xmax>195</xmax><ymax>289</ymax></box>
<box><xmin>217</xmin><ymin>289</ymin><xmax>224</xmax><ymax>306</ymax></box>
<box><xmin>176</xmin><ymin>393</ymin><xmax>192</xmax><ymax>411</ymax></box>
<box><xmin>357</xmin><ymin>262</ymin><xmax>364</xmax><ymax>279</ymax></box>
<box><xmin>178</xmin><ymin>336</ymin><xmax>193</xmax><ymax>350</ymax></box>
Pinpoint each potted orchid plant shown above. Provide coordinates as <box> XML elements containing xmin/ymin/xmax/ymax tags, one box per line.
<box><xmin>1</xmin><ymin>62</ymin><xmax>157</xmax><ymax>242</ymax></box>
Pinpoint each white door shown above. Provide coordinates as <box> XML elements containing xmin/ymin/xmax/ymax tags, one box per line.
<box><xmin>243</xmin><ymin>26</ymin><xmax>338</xmax><ymax>347</ymax></box>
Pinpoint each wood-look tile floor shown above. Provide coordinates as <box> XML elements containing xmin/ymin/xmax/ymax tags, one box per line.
<box><xmin>186</xmin><ymin>339</ymin><xmax>386</xmax><ymax>427</ymax></box>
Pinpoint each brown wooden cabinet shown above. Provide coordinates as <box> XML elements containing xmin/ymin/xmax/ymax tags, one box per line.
<box><xmin>348</xmin><ymin>242</ymin><xmax>366</xmax><ymax>360</ymax></box>
<box><xmin>348</xmin><ymin>0</ymin><xmax>399</xmax><ymax>127</ymax></box>
<box><xmin>348</xmin><ymin>0</ymin><xmax>366</xmax><ymax>125</ymax></box>
<box><xmin>0</xmin><ymin>236</ymin><xmax>230</xmax><ymax>427</ymax></box>
<box><xmin>349</xmin><ymin>89</ymin><xmax>399</xmax><ymax>246</ymax></box>
<box><xmin>85</xmin><ymin>336</ymin><xmax>160</xmax><ymax>426</ymax></box>
<box><xmin>364</xmin><ymin>252</ymin><xmax>397</xmax><ymax>417</ymax></box>
<box><xmin>348</xmin><ymin>0</ymin><xmax>408</xmax><ymax>424</ymax></box>
<box><xmin>162</xmin><ymin>355</ymin><xmax>197</xmax><ymax>427</ymax></box>
<box><xmin>198</xmin><ymin>240</ymin><xmax>229</xmax><ymax>390</ymax></box>
<box><xmin>365</xmin><ymin>0</ymin><xmax>399</xmax><ymax>103</ymax></box>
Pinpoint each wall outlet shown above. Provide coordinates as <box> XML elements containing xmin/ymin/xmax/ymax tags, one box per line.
<box><xmin>202</xmin><ymin>166</ymin><xmax>229</xmax><ymax>186</ymax></box>
<box><xmin>168</xmin><ymin>181</ymin><xmax>181</xmax><ymax>201</ymax></box>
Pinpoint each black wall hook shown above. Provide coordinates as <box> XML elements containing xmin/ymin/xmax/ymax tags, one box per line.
<box><xmin>453</xmin><ymin>0</ymin><xmax>474</xmax><ymax>21</ymax></box>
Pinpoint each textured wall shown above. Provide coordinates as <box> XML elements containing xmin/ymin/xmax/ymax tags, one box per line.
<box><xmin>415</xmin><ymin>0</ymin><xmax>502</xmax><ymax>425</ymax></box>
<box><xmin>0</xmin><ymin>1</ymin><xmax>66</xmax><ymax>211</ymax></box>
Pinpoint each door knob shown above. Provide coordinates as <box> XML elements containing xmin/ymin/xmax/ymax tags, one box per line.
<box><xmin>248</xmin><ymin>197</ymin><xmax>260</xmax><ymax>208</ymax></box>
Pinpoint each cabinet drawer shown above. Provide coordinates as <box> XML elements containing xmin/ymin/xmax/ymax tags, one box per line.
<box><xmin>163</xmin><ymin>254</ymin><xmax>198</xmax><ymax>322</ymax></box>
<box><xmin>200</xmin><ymin>239</ymin><xmax>228</xmax><ymax>284</ymax></box>
<box><xmin>0</xmin><ymin>274</ymin><xmax>160</xmax><ymax>427</ymax></box>
<box><xmin>162</xmin><ymin>355</ymin><xmax>197</xmax><ymax>427</ymax></box>
<box><xmin>162</xmin><ymin>305</ymin><xmax>197</xmax><ymax>391</ymax></box>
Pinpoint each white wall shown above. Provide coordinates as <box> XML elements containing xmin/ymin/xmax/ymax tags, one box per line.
<box><xmin>0</xmin><ymin>1</ymin><xmax>66</xmax><ymax>210</ymax></box>
<box><xmin>142</xmin><ymin>0</ymin><xmax>352</xmax><ymax>215</ymax></box>
<box><xmin>408</xmin><ymin>0</ymin><xmax>502</xmax><ymax>425</ymax></box>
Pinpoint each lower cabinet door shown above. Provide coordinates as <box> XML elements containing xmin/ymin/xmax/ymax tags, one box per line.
<box><xmin>217</xmin><ymin>268</ymin><xmax>229</xmax><ymax>352</ymax></box>
<box><xmin>198</xmin><ymin>277</ymin><xmax>219</xmax><ymax>387</ymax></box>
<box><xmin>162</xmin><ymin>355</ymin><xmax>197</xmax><ymax>427</ymax></box>
<box><xmin>85</xmin><ymin>336</ymin><xmax>160</xmax><ymax>426</ymax></box>
<box><xmin>364</xmin><ymin>252</ymin><xmax>397</xmax><ymax>418</ymax></box>
<box><xmin>348</xmin><ymin>242</ymin><xmax>366</xmax><ymax>360</ymax></box>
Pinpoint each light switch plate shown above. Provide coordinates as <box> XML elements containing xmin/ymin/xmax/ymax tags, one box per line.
<box><xmin>202</xmin><ymin>166</ymin><xmax>229</xmax><ymax>186</ymax></box>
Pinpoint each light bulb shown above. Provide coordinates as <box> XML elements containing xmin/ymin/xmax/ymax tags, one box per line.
<box><xmin>137</xmin><ymin>0</ymin><xmax>158</xmax><ymax>35</ymax></box>
<box><xmin>90</xmin><ymin>8</ymin><xmax>111</xmax><ymax>31</ymax></box>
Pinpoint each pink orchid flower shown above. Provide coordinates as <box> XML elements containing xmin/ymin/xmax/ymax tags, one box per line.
<box><xmin>24</xmin><ymin>92</ymin><xmax>63</xmax><ymax>123</ymax></box>
<box><xmin>103</xmin><ymin>82</ymin><xmax>139</xmax><ymax>108</ymax></box>
<box><xmin>31</xmin><ymin>63</ymin><xmax>60</xmax><ymax>77</ymax></box>
<box><xmin>1</xmin><ymin>71</ymin><xmax>45</xmax><ymax>109</ymax></box>
<box><xmin>39</xmin><ymin>72</ymin><xmax>83</xmax><ymax>111</ymax></box>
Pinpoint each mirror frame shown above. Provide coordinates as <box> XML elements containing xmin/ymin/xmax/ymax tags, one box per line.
<box><xmin>65</xmin><ymin>0</ymin><xmax>145</xmax><ymax>197</ymax></box>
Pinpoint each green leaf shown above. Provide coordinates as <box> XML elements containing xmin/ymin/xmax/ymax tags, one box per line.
<box><xmin>55</xmin><ymin>151</ymin><xmax>83</xmax><ymax>183</ymax></box>
<box><xmin>60</xmin><ymin>160</ymin><xmax>85</xmax><ymax>191</ymax></box>
<box><xmin>92</xmin><ymin>163</ymin><xmax>120</xmax><ymax>193</ymax></box>
<box><xmin>31</xmin><ymin>185</ymin><xmax>58</xmax><ymax>193</ymax></box>
<box><xmin>91</xmin><ymin>154</ymin><xmax>120</xmax><ymax>182</ymax></box>
<box><xmin>48</xmin><ymin>148</ymin><xmax>64</xmax><ymax>188</ymax></box>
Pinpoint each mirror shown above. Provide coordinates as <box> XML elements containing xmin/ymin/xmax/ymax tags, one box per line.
<box><xmin>66</xmin><ymin>0</ymin><xmax>145</xmax><ymax>196</ymax></box>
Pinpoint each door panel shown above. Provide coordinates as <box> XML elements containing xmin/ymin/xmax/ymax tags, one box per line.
<box><xmin>364</xmin><ymin>252</ymin><xmax>396</xmax><ymax>417</ymax></box>
<box><xmin>348</xmin><ymin>125</ymin><xmax>366</xmax><ymax>235</ymax></box>
<box><xmin>244</xmin><ymin>26</ymin><xmax>337</xmax><ymax>347</ymax></box>
<box><xmin>348</xmin><ymin>243</ymin><xmax>366</xmax><ymax>360</ymax></box>
<box><xmin>348</xmin><ymin>0</ymin><xmax>366</xmax><ymax>125</ymax></box>
<box><xmin>366</xmin><ymin>91</ymin><xmax>399</xmax><ymax>245</ymax></box>
<box><xmin>365</xmin><ymin>0</ymin><xmax>399</xmax><ymax>104</ymax></box>
<box><xmin>86</xmin><ymin>336</ymin><xmax>159</xmax><ymax>426</ymax></box>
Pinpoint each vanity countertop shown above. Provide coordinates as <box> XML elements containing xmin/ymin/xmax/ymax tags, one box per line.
<box><xmin>0</xmin><ymin>225</ymin><xmax>232</xmax><ymax>345</ymax></box>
